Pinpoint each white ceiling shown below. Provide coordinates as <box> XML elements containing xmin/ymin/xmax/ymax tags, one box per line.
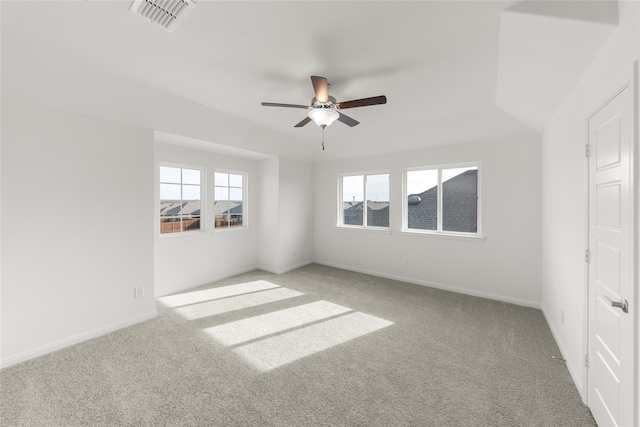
<box><xmin>1</xmin><ymin>1</ymin><xmax>618</xmax><ymax>162</ymax></box>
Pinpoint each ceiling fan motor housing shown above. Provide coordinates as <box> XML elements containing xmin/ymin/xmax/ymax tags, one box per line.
<box><xmin>311</xmin><ymin>96</ymin><xmax>338</xmax><ymax>109</ymax></box>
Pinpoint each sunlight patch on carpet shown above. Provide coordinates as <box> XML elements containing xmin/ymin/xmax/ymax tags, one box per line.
<box><xmin>173</xmin><ymin>288</ymin><xmax>304</xmax><ymax>320</ymax></box>
<box><xmin>158</xmin><ymin>280</ymin><xmax>280</xmax><ymax>308</ymax></box>
<box><xmin>204</xmin><ymin>300</ymin><xmax>352</xmax><ymax>346</ymax></box>
<box><xmin>160</xmin><ymin>281</ymin><xmax>394</xmax><ymax>371</ymax></box>
<box><xmin>233</xmin><ymin>312</ymin><xmax>394</xmax><ymax>371</ymax></box>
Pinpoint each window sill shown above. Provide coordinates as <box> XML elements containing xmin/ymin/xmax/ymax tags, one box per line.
<box><xmin>158</xmin><ymin>230</ymin><xmax>206</xmax><ymax>239</ymax></box>
<box><xmin>213</xmin><ymin>226</ymin><xmax>249</xmax><ymax>233</ymax></box>
<box><xmin>336</xmin><ymin>225</ymin><xmax>392</xmax><ymax>234</ymax></box>
<box><xmin>400</xmin><ymin>230</ymin><xmax>485</xmax><ymax>242</ymax></box>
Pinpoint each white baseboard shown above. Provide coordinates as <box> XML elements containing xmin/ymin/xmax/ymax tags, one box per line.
<box><xmin>156</xmin><ymin>265</ymin><xmax>261</xmax><ymax>297</ymax></box>
<box><xmin>0</xmin><ymin>310</ymin><xmax>157</xmax><ymax>369</ymax></box>
<box><xmin>541</xmin><ymin>305</ymin><xmax>585</xmax><ymax>403</ymax></box>
<box><xmin>314</xmin><ymin>260</ymin><xmax>541</xmax><ymax>309</ymax></box>
<box><xmin>258</xmin><ymin>260</ymin><xmax>313</xmax><ymax>275</ymax></box>
<box><xmin>211</xmin><ymin>265</ymin><xmax>261</xmax><ymax>281</ymax></box>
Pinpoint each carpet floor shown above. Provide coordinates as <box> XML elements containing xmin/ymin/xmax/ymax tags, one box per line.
<box><xmin>1</xmin><ymin>264</ymin><xmax>595</xmax><ymax>426</ymax></box>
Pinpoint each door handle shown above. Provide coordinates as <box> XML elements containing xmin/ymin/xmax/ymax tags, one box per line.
<box><xmin>604</xmin><ymin>296</ymin><xmax>629</xmax><ymax>313</ymax></box>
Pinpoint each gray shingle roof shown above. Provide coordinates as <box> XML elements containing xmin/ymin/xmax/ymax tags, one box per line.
<box><xmin>160</xmin><ymin>200</ymin><xmax>201</xmax><ymax>216</ymax></box>
<box><xmin>160</xmin><ymin>200</ymin><xmax>242</xmax><ymax>217</ymax></box>
<box><xmin>343</xmin><ymin>201</ymin><xmax>390</xmax><ymax>227</ymax></box>
<box><xmin>214</xmin><ymin>201</ymin><xmax>242</xmax><ymax>215</ymax></box>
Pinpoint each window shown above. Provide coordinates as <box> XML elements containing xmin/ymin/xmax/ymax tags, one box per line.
<box><xmin>405</xmin><ymin>165</ymin><xmax>478</xmax><ymax>234</ymax></box>
<box><xmin>214</xmin><ymin>171</ymin><xmax>245</xmax><ymax>229</ymax></box>
<box><xmin>159</xmin><ymin>165</ymin><xmax>202</xmax><ymax>234</ymax></box>
<box><xmin>339</xmin><ymin>173</ymin><xmax>390</xmax><ymax>228</ymax></box>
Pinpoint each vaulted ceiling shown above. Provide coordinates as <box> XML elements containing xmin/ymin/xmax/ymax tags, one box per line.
<box><xmin>1</xmin><ymin>1</ymin><xmax>618</xmax><ymax>162</ymax></box>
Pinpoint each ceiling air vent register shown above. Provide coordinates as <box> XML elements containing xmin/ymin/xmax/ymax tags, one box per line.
<box><xmin>130</xmin><ymin>0</ymin><xmax>196</xmax><ymax>33</ymax></box>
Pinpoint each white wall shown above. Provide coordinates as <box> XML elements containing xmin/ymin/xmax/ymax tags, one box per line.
<box><xmin>258</xmin><ymin>157</ymin><xmax>280</xmax><ymax>272</ymax></box>
<box><xmin>541</xmin><ymin>0</ymin><xmax>639</xmax><ymax>399</ymax></box>
<box><xmin>278</xmin><ymin>157</ymin><xmax>314</xmax><ymax>271</ymax></box>
<box><xmin>314</xmin><ymin>134</ymin><xmax>542</xmax><ymax>307</ymax></box>
<box><xmin>154</xmin><ymin>143</ymin><xmax>260</xmax><ymax>297</ymax></box>
<box><xmin>1</xmin><ymin>99</ymin><xmax>156</xmax><ymax>367</ymax></box>
<box><xmin>258</xmin><ymin>157</ymin><xmax>314</xmax><ymax>274</ymax></box>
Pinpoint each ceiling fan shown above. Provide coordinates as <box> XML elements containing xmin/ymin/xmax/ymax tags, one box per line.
<box><xmin>261</xmin><ymin>76</ymin><xmax>387</xmax><ymax>129</ymax></box>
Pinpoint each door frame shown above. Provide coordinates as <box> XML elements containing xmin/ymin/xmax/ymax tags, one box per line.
<box><xmin>634</xmin><ymin>60</ymin><xmax>639</xmax><ymax>427</ymax></box>
<box><xmin>584</xmin><ymin>62</ymin><xmax>639</xmax><ymax>425</ymax></box>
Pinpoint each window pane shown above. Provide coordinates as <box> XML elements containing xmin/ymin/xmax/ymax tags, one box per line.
<box><xmin>229</xmin><ymin>187</ymin><xmax>243</xmax><ymax>201</ymax></box>
<box><xmin>160</xmin><ymin>166</ymin><xmax>181</xmax><ymax>184</ymax></box>
<box><xmin>442</xmin><ymin>167</ymin><xmax>473</xmax><ymax>183</ymax></box>
<box><xmin>229</xmin><ymin>174</ymin><xmax>243</xmax><ymax>187</ymax></box>
<box><xmin>160</xmin><ymin>166</ymin><xmax>204</xmax><ymax>234</ymax></box>
<box><xmin>215</xmin><ymin>172</ymin><xmax>228</xmax><ymax>186</ymax></box>
<box><xmin>182</xmin><ymin>184</ymin><xmax>201</xmax><ymax>201</ymax></box>
<box><xmin>407</xmin><ymin>169</ymin><xmax>438</xmax><ymax>230</ymax></box>
<box><xmin>160</xmin><ymin>183</ymin><xmax>181</xmax><ymax>200</ymax></box>
<box><xmin>342</xmin><ymin>175</ymin><xmax>364</xmax><ymax>226</ymax></box>
<box><xmin>215</xmin><ymin>172</ymin><xmax>246</xmax><ymax>230</ymax></box>
<box><xmin>442</xmin><ymin>167</ymin><xmax>477</xmax><ymax>233</ymax></box>
<box><xmin>215</xmin><ymin>186</ymin><xmax>229</xmax><ymax>201</ymax></box>
<box><xmin>182</xmin><ymin>200</ymin><xmax>201</xmax><ymax>218</ymax></box>
<box><xmin>214</xmin><ymin>201</ymin><xmax>231</xmax><ymax>229</ymax></box>
<box><xmin>182</xmin><ymin>168</ymin><xmax>200</xmax><ymax>185</ymax></box>
<box><xmin>160</xmin><ymin>200</ymin><xmax>182</xmax><ymax>217</ymax></box>
<box><xmin>366</xmin><ymin>174</ymin><xmax>389</xmax><ymax>227</ymax></box>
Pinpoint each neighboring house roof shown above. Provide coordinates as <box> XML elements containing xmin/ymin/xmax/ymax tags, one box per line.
<box><xmin>160</xmin><ymin>200</ymin><xmax>242</xmax><ymax>216</ymax></box>
<box><xmin>343</xmin><ymin>201</ymin><xmax>390</xmax><ymax>211</ymax></box>
<box><xmin>366</xmin><ymin>201</ymin><xmax>389</xmax><ymax>211</ymax></box>
<box><xmin>225</xmin><ymin>204</ymin><xmax>243</xmax><ymax>215</ymax></box>
<box><xmin>343</xmin><ymin>201</ymin><xmax>357</xmax><ymax>210</ymax></box>
<box><xmin>408</xmin><ymin>169</ymin><xmax>477</xmax><ymax>232</ymax></box>
<box><xmin>160</xmin><ymin>200</ymin><xmax>201</xmax><ymax>216</ymax></box>
<box><xmin>214</xmin><ymin>200</ymin><xmax>241</xmax><ymax>215</ymax></box>
<box><xmin>342</xmin><ymin>201</ymin><xmax>390</xmax><ymax>226</ymax></box>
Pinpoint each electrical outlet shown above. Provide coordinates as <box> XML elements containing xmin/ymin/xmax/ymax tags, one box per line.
<box><xmin>134</xmin><ymin>287</ymin><xmax>144</xmax><ymax>299</ymax></box>
<box><xmin>401</xmin><ymin>258</ymin><xmax>408</xmax><ymax>266</ymax></box>
<box><xmin>560</xmin><ymin>310</ymin><xmax>565</xmax><ymax>324</ymax></box>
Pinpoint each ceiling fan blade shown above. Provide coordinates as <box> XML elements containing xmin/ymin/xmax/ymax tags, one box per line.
<box><xmin>337</xmin><ymin>112</ymin><xmax>359</xmax><ymax>127</ymax></box>
<box><xmin>337</xmin><ymin>95</ymin><xmax>387</xmax><ymax>110</ymax></box>
<box><xmin>261</xmin><ymin>102</ymin><xmax>309</xmax><ymax>109</ymax></box>
<box><xmin>294</xmin><ymin>117</ymin><xmax>312</xmax><ymax>128</ymax></box>
<box><xmin>311</xmin><ymin>76</ymin><xmax>329</xmax><ymax>103</ymax></box>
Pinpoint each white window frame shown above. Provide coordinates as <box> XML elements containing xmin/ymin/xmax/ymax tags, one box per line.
<box><xmin>338</xmin><ymin>171</ymin><xmax>391</xmax><ymax>230</ymax></box>
<box><xmin>402</xmin><ymin>162</ymin><xmax>482</xmax><ymax>238</ymax></box>
<box><xmin>159</xmin><ymin>163</ymin><xmax>205</xmax><ymax>237</ymax></box>
<box><xmin>214</xmin><ymin>169</ymin><xmax>248</xmax><ymax>231</ymax></box>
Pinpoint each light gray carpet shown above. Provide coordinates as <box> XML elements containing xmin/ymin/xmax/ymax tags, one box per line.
<box><xmin>1</xmin><ymin>264</ymin><xmax>595</xmax><ymax>426</ymax></box>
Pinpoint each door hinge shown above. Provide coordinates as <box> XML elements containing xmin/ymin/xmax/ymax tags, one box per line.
<box><xmin>586</xmin><ymin>249</ymin><xmax>590</xmax><ymax>263</ymax></box>
<box><xmin>586</xmin><ymin>144</ymin><xmax>590</xmax><ymax>158</ymax></box>
<box><xmin>585</xmin><ymin>353</ymin><xmax>589</xmax><ymax>368</ymax></box>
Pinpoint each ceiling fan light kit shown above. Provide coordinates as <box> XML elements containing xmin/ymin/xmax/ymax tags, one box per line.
<box><xmin>261</xmin><ymin>76</ymin><xmax>387</xmax><ymax>148</ymax></box>
<box><xmin>308</xmin><ymin>108</ymin><xmax>339</xmax><ymax>128</ymax></box>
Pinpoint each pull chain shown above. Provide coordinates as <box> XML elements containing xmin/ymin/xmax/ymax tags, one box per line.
<box><xmin>321</xmin><ymin>125</ymin><xmax>325</xmax><ymax>150</ymax></box>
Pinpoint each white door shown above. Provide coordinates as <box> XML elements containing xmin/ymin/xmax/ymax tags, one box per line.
<box><xmin>588</xmin><ymin>85</ymin><xmax>635</xmax><ymax>427</ymax></box>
